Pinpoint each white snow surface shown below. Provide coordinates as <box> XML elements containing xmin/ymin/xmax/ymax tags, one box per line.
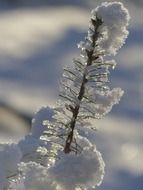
<box><xmin>0</xmin><ymin>144</ymin><xmax>22</xmax><ymax>176</ymax></box>
<box><xmin>0</xmin><ymin>143</ymin><xmax>22</xmax><ymax>189</ymax></box>
<box><xmin>19</xmin><ymin>106</ymin><xmax>54</xmax><ymax>156</ymax></box>
<box><xmin>31</xmin><ymin>106</ymin><xmax>54</xmax><ymax>138</ymax></box>
<box><xmin>50</xmin><ymin>146</ymin><xmax>105</xmax><ymax>190</ymax></box>
<box><xmin>18</xmin><ymin>134</ymin><xmax>40</xmax><ymax>156</ymax></box>
<box><xmin>17</xmin><ymin>162</ymin><xmax>58</xmax><ymax>190</ymax></box>
<box><xmin>0</xmin><ymin>105</ymin><xmax>105</xmax><ymax>190</ymax></box>
<box><xmin>16</xmin><ymin>144</ymin><xmax>105</xmax><ymax>190</ymax></box>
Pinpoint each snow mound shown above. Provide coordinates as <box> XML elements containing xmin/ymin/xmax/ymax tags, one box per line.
<box><xmin>50</xmin><ymin>146</ymin><xmax>105</xmax><ymax>190</ymax></box>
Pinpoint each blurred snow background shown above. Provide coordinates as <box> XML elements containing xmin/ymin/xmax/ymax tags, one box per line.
<box><xmin>0</xmin><ymin>0</ymin><xmax>142</xmax><ymax>189</ymax></box>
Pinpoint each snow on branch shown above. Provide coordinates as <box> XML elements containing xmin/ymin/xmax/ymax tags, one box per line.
<box><xmin>0</xmin><ymin>2</ymin><xmax>130</xmax><ymax>190</ymax></box>
<box><xmin>92</xmin><ymin>1</ymin><xmax>130</xmax><ymax>55</ymax></box>
<box><xmin>52</xmin><ymin>1</ymin><xmax>130</xmax><ymax>154</ymax></box>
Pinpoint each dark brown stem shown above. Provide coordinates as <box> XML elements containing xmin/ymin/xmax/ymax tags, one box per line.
<box><xmin>64</xmin><ymin>17</ymin><xmax>103</xmax><ymax>154</ymax></box>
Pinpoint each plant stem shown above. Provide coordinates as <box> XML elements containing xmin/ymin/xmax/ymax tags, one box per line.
<box><xmin>64</xmin><ymin>18</ymin><xmax>102</xmax><ymax>153</ymax></box>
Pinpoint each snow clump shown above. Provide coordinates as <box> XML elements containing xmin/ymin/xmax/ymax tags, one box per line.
<box><xmin>50</xmin><ymin>146</ymin><xmax>105</xmax><ymax>190</ymax></box>
<box><xmin>92</xmin><ymin>2</ymin><xmax>130</xmax><ymax>55</ymax></box>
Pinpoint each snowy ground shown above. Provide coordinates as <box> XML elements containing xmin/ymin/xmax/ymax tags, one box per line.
<box><xmin>0</xmin><ymin>1</ymin><xmax>143</xmax><ymax>190</ymax></box>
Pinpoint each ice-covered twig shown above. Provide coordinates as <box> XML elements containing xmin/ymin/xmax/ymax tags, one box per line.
<box><xmin>52</xmin><ymin>2</ymin><xmax>130</xmax><ymax>154</ymax></box>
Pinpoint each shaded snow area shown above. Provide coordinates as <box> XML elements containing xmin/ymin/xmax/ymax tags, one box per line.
<box><xmin>0</xmin><ymin>1</ymin><xmax>143</xmax><ymax>190</ymax></box>
<box><xmin>0</xmin><ymin>107</ymin><xmax>105</xmax><ymax>190</ymax></box>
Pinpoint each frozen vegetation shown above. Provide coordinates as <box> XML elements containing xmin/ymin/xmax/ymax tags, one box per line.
<box><xmin>0</xmin><ymin>2</ymin><xmax>130</xmax><ymax>190</ymax></box>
